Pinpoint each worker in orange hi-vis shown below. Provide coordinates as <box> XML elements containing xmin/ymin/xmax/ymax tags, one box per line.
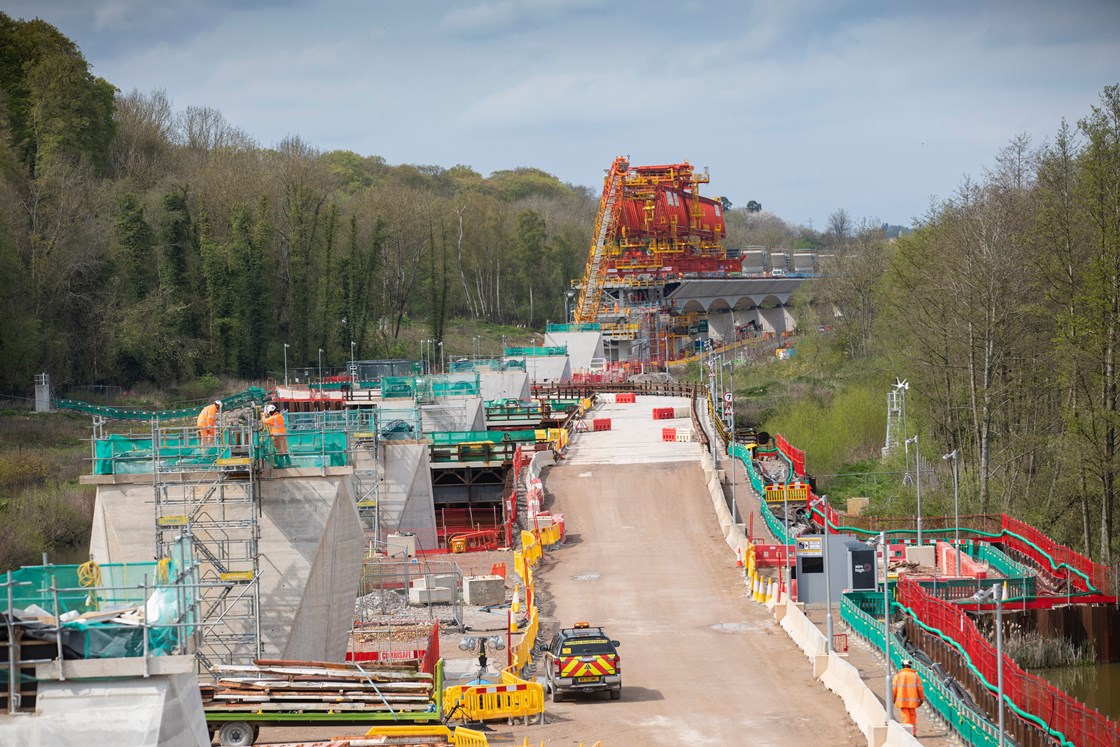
<box><xmin>197</xmin><ymin>399</ymin><xmax>222</xmax><ymax>445</ymax></box>
<box><xmin>261</xmin><ymin>404</ymin><xmax>290</xmax><ymax>467</ymax></box>
<box><xmin>892</xmin><ymin>659</ymin><xmax>925</xmax><ymax>735</ymax></box>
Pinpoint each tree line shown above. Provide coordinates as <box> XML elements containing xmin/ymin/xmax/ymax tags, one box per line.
<box><xmin>0</xmin><ymin>14</ymin><xmax>610</xmax><ymax>394</ymax></box>
<box><xmin>811</xmin><ymin>85</ymin><xmax>1120</xmax><ymax>563</ymax></box>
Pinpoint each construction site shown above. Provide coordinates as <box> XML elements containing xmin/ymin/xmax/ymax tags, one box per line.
<box><xmin>1</xmin><ymin>158</ymin><xmax>1118</xmax><ymax>747</ymax></box>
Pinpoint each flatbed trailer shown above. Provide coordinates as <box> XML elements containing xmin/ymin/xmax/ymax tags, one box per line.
<box><xmin>205</xmin><ymin>659</ymin><xmax>444</xmax><ymax>746</ymax></box>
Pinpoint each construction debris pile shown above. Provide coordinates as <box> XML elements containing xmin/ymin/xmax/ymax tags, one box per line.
<box><xmin>200</xmin><ymin>659</ymin><xmax>435</xmax><ymax>714</ymax></box>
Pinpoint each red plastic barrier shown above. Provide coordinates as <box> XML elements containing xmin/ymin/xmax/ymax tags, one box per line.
<box><xmin>662</xmin><ymin>427</ymin><xmax>676</xmax><ymax>442</ymax></box>
<box><xmin>593</xmin><ymin>418</ymin><xmax>612</xmax><ymax>431</ymax></box>
<box><xmin>616</xmin><ymin>392</ymin><xmax>636</xmax><ymax>404</ymax></box>
<box><xmin>775</xmin><ymin>433</ymin><xmax>806</xmax><ymax>476</ymax></box>
<box><xmin>652</xmin><ymin>407</ymin><xmax>674</xmax><ymax>420</ymax></box>
<box><xmin>752</xmin><ymin>543</ymin><xmax>794</xmax><ymax>567</ymax></box>
<box><xmin>1001</xmin><ymin>514</ymin><xmax>1112</xmax><ymax>593</ymax></box>
<box><xmin>897</xmin><ymin>577</ymin><xmax>1120</xmax><ymax>747</ymax></box>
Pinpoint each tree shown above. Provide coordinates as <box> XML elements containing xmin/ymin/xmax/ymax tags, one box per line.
<box><xmin>113</xmin><ymin>193</ymin><xmax>156</xmax><ymax>303</ymax></box>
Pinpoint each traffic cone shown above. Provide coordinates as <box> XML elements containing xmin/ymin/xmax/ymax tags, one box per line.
<box><xmin>511</xmin><ymin>584</ymin><xmax>521</xmax><ymax>615</ymax></box>
<box><xmin>736</xmin><ymin>546</ymin><xmax>743</xmax><ymax>567</ymax></box>
<box><xmin>765</xmin><ymin>580</ymin><xmax>774</xmax><ymax>605</ymax></box>
<box><xmin>1003</xmin><ymin>581</ymin><xmax>1010</xmax><ymax>600</ymax></box>
<box><xmin>754</xmin><ymin>578</ymin><xmax>765</xmax><ymax>603</ymax></box>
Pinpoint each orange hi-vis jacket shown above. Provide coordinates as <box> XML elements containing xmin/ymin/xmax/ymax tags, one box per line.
<box><xmin>262</xmin><ymin>412</ymin><xmax>287</xmax><ymax>436</ymax></box>
<box><xmin>197</xmin><ymin>403</ymin><xmax>219</xmax><ymax>430</ymax></box>
<box><xmin>892</xmin><ymin>667</ymin><xmax>925</xmax><ymax>709</ymax></box>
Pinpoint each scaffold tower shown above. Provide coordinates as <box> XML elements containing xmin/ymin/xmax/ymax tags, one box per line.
<box><xmin>150</xmin><ymin>418</ymin><xmax>262</xmax><ymax>675</ymax></box>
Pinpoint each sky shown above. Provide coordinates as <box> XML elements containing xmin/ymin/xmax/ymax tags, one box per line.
<box><xmin>8</xmin><ymin>0</ymin><xmax>1120</xmax><ymax>229</ymax></box>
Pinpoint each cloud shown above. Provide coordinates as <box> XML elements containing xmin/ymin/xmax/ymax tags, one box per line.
<box><xmin>439</xmin><ymin>0</ymin><xmax>604</xmax><ymax>38</ymax></box>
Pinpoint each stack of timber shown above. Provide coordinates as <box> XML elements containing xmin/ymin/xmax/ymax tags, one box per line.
<box><xmin>200</xmin><ymin>659</ymin><xmax>434</xmax><ymax>714</ymax></box>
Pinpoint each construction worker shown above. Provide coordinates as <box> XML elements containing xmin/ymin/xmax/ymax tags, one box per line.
<box><xmin>262</xmin><ymin>404</ymin><xmax>290</xmax><ymax>467</ymax></box>
<box><xmin>197</xmin><ymin>400</ymin><xmax>222</xmax><ymax>446</ymax></box>
<box><xmin>892</xmin><ymin>658</ymin><xmax>925</xmax><ymax>735</ymax></box>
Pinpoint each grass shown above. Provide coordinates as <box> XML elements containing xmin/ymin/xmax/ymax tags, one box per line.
<box><xmin>0</xmin><ymin>412</ymin><xmax>95</xmax><ymax>572</ymax></box>
<box><xmin>1003</xmin><ymin>628</ymin><xmax>1094</xmax><ymax>669</ymax></box>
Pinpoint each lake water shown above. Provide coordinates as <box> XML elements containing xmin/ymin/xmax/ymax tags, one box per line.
<box><xmin>1034</xmin><ymin>662</ymin><xmax>1120</xmax><ymax>721</ymax></box>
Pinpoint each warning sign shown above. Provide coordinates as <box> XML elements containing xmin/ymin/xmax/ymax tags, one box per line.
<box><xmin>796</xmin><ymin>537</ymin><xmax>822</xmax><ymax>556</ymax></box>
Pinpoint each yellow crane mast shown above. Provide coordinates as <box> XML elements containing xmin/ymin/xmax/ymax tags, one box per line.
<box><xmin>573</xmin><ymin>156</ymin><xmax>628</xmax><ymax>324</ymax></box>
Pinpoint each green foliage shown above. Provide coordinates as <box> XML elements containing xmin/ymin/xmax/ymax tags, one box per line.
<box><xmin>0</xmin><ymin>412</ymin><xmax>95</xmax><ymax>571</ymax></box>
<box><xmin>764</xmin><ymin>378</ymin><xmax>884</xmax><ymax>477</ymax></box>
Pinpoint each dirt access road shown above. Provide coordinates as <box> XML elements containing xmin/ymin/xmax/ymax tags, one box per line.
<box><xmin>516</xmin><ymin>397</ymin><xmax>862</xmax><ymax>746</ymax></box>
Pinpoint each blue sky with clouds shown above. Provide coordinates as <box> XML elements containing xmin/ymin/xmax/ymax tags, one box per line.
<box><xmin>9</xmin><ymin>1</ymin><xmax>1120</xmax><ymax>229</ymax></box>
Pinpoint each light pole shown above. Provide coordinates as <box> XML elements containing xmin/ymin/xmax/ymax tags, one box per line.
<box><xmin>943</xmin><ymin>449</ymin><xmax>961</xmax><ymax>575</ymax></box>
<box><xmin>317</xmin><ymin>348</ymin><xmax>324</xmax><ymax>393</ymax></box>
<box><xmin>867</xmin><ymin>530</ymin><xmax>892</xmax><ymax>725</ymax></box>
<box><xmin>283</xmin><ymin>343</ymin><xmax>289</xmax><ymax>386</ymax></box>
<box><xmin>968</xmin><ymin>586</ymin><xmax>1004</xmax><ymax>746</ymax></box>
<box><xmin>907</xmin><ymin>435</ymin><xmax>922</xmax><ymax>545</ymax></box>
<box><xmin>350</xmin><ymin>341</ymin><xmax>356</xmax><ymax>387</ymax></box>
<box><xmin>812</xmin><ymin>494</ymin><xmax>835</xmax><ymax>653</ymax></box>
<box><xmin>439</xmin><ymin>341</ymin><xmax>444</xmax><ymax>374</ymax></box>
<box><xmin>727</xmin><ymin>358</ymin><xmax>738</xmax><ymax>524</ymax></box>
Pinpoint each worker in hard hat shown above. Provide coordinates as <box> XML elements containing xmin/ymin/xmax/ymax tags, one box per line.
<box><xmin>262</xmin><ymin>403</ymin><xmax>290</xmax><ymax>467</ymax></box>
<box><xmin>892</xmin><ymin>659</ymin><xmax>925</xmax><ymax>735</ymax></box>
<box><xmin>197</xmin><ymin>400</ymin><xmax>222</xmax><ymax>446</ymax></box>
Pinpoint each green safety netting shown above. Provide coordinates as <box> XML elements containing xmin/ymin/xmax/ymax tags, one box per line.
<box><xmin>381</xmin><ymin>375</ymin><xmax>481</xmax><ymax>399</ymax></box>
<box><xmin>55</xmin><ymin>387</ymin><xmax>267</xmax><ymax>421</ymax></box>
<box><xmin>93</xmin><ymin>429</ymin><xmax>348</xmax><ymax>474</ymax></box>
<box><xmin>730</xmin><ymin>441</ymin><xmax>792</xmax><ymax>544</ymax></box>
<box><xmin>450</xmin><ymin>359</ymin><xmax>501</xmax><ymax>373</ymax></box>
<box><xmin>503</xmin><ymin>345</ymin><xmax>567</xmax><ymax>357</ymax></box>
<box><xmin>429</xmin><ymin>430</ymin><xmax>539</xmax><ymax>446</ymax></box>
<box><xmin>546</xmin><ymin>322</ymin><xmax>600</xmax><ymax>332</ymax></box>
<box><xmin>544</xmin><ymin>399</ymin><xmax>581</xmax><ymax>413</ymax></box>
<box><xmin>501</xmin><ymin>359</ymin><xmax>526</xmax><ymax>371</ymax></box>
<box><xmin>840</xmin><ymin>592</ymin><xmax>1005</xmax><ymax>747</ymax></box>
<box><xmin>5</xmin><ymin>538</ymin><xmax>195</xmax><ymax>659</ymax></box>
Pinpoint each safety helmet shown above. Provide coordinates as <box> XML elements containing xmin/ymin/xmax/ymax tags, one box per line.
<box><xmin>901</xmin><ymin>659</ymin><xmax>913</xmax><ymax>668</ymax></box>
<box><xmin>214</xmin><ymin>400</ymin><xmax>223</xmax><ymax>408</ymax></box>
<box><xmin>265</xmin><ymin>404</ymin><xmax>277</xmax><ymax>415</ymax></box>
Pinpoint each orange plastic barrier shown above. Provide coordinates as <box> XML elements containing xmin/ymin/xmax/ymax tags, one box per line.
<box><xmin>592</xmin><ymin>418</ymin><xmax>612</xmax><ymax>431</ymax></box>
<box><xmin>652</xmin><ymin>407</ymin><xmax>674</xmax><ymax>420</ymax></box>
<box><xmin>662</xmin><ymin>427</ymin><xmax>676</xmax><ymax>442</ymax></box>
<box><xmin>615</xmin><ymin>392</ymin><xmax>636</xmax><ymax>404</ymax></box>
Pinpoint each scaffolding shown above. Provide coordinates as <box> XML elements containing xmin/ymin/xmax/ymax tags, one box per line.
<box><xmin>882</xmin><ymin>378</ymin><xmax>909</xmax><ymax>457</ymax></box>
<box><xmin>150</xmin><ymin>421</ymin><xmax>262</xmax><ymax>676</ymax></box>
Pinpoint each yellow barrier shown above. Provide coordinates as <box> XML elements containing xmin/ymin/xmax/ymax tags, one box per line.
<box><xmin>443</xmin><ymin>676</ymin><xmax>545</xmax><ymax>724</ymax></box>
<box><xmin>538</xmin><ymin>524</ymin><xmax>562</xmax><ymax>547</ymax></box>
<box><xmin>520</xmin><ymin>530</ymin><xmax>542</xmax><ymax>566</ymax></box>
<box><xmin>508</xmin><ymin>606</ymin><xmax>539</xmax><ymax>671</ymax></box>
<box><xmin>363</xmin><ymin>725</ymin><xmax>489</xmax><ymax>746</ymax></box>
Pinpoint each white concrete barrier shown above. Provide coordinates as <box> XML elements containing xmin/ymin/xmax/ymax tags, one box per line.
<box><xmin>779</xmin><ymin>600</ymin><xmax>828</xmax><ymax>660</ymax></box>
<box><xmin>884</xmin><ymin>721</ymin><xmax>922</xmax><ymax>746</ymax></box>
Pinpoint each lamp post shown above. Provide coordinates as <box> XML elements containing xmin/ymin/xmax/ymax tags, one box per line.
<box><xmin>439</xmin><ymin>341</ymin><xmax>445</xmax><ymax>374</ymax></box>
<box><xmin>969</xmin><ymin>586</ymin><xmax>1004</xmax><ymax>746</ymax></box>
<box><xmin>317</xmin><ymin>348</ymin><xmax>324</xmax><ymax>393</ymax></box>
<box><xmin>728</xmin><ymin>358</ymin><xmax>738</xmax><ymax>524</ymax></box>
<box><xmin>906</xmin><ymin>434</ymin><xmax>922</xmax><ymax>545</ymax></box>
<box><xmin>812</xmin><ymin>494</ymin><xmax>834</xmax><ymax>653</ymax></box>
<box><xmin>943</xmin><ymin>449</ymin><xmax>961</xmax><ymax>574</ymax></box>
<box><xmin>867</xmin><ymin>530</ymin><xmax>892</xmax><ymax>725</ymax></box>
<box><xmin>350</xmin><ymin>341</ymin><xmax>356</xmax><ymax>387</ymax></box>
<box><xmin>283</xmin><ymin>343</ymin><xmax>289</xmax><ymax>386</ymax></box>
